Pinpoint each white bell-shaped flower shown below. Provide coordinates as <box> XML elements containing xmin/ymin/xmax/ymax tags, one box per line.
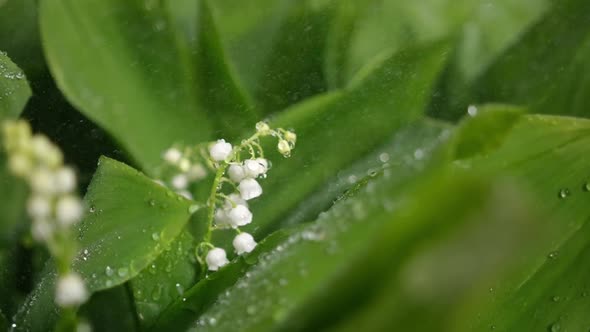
<box><xmin>27</xmin><ymin>195</ymin><xmax>51</xmax><ymax>219</ymax></box>
<box><xmin>244</xmin><ymin>158</ymin><xmax>268</xmax><ymax>178</ymax></box>
<box><xmin>55</xmin><ymin>272</ymin><xmax>88</xmax><ymax>307</ymax></box>
<box><xmin>54</xmin><ymin>166</ymin><xmax>76</xmax><ymax>193</ymax></box>
<box><xmin>227</xmin><ymin>205</ymin><xmax>253</xmax><ymax>227</ymax></box>
<box><xmin>209</xmin><ymin>139</ymin><xmax>232</xmax><ymax>161</ymax></box>
<box><xmin>238</xmin><ymin>178</ymin><xmax>263</xmax><ymax>200</ymax></box>
<box><xmin>228</xmin><ymin>164</ymin><xmax>247</xmax><ymax>182</ymax></box>
<box><xmin>206</xmin><ymin>247</ymin><xmax>229</xmax><ymax>271</ymax></box>
<box><xmin>187</xmin><ymin>164</ymin><xmax>207</xmax><ymax>180</ymax></box>
<box><xmin>214</xmin><ymin>209</ymin><xmax>231</xmax><ymax>228</ymax></box>
<box><xmin>55</xmin><ymin>195</ymin><xmax>84</xmax><ymax>227</ymax></box>
<box><xmin>233</xmin><ymin>232</ymin><xmax>257</xmax><ymax>255</ymax></box>
<box><xmin>163</xmin><ymin>148</ymin><xmax>182</xmax><ymax>164</ymax></box>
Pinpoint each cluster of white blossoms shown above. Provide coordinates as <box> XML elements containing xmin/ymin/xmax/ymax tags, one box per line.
<box><xmin>159</xmin><ymin>146</ymin><xmax>208</xmax><ymax>200</ymax></box>
<box><xmin>199</xmin><ymin>122</ymin><xmax>296</xmax><ymax>271</ymax></box>
<box><xmin>2</xmin><ymin>120</ymin><xmax>88</xmax><ymax>307</ymax></box>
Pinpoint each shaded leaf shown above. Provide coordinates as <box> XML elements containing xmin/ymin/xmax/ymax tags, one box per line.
<box><xmin>39</xmin><ymin>0</ymin><xmax>254</xmax><ymax>171</ymax></box>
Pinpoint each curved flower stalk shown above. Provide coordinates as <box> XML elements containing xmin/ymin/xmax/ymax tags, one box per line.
<box><xmin>161</xmin><ymin>121</ymin><xmax>296</xmax><ymax>272</ymax></box>
<box><xmin>1</xmin><ymin>120</ymin><xmax>88</xmax><ymax>308</ymax></box>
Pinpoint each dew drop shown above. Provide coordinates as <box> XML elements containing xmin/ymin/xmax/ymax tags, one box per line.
<box><xmin>379</xmin><ymin>152</ymin><xmax>390</xmax><ymax>163</ymax></box>
<box><xmin>413</xmin><ymin>149</ymin><xmax>424</xmax><ymax>160</ymax></box>
<box><xmin>89</xmin><ymin>206</ymin><xmax>96</xmax><ymax>213</ymax></box>
<box><xmin>548</xmin><ymin>251</ymin><xmax>558</xmax><ymax>259</ymax></box>
<box><xmin>117</xmin><ymin>267</ymin><xmax>129</xmax><ymax>277</ymax></box>
<box><xmin>552</xmin><ymin>295</ymin><xmax>561</xmax><ymax>302</ymax></box>
<box><xmin>149</xmin><ymin>199</ymin><xmax>156</xmax><ymax>207</ymax></box>
<box><xmin>208</xmin><ymin>318</ymin><xmax>217</xmax><ymax>326</ymax></box>
<box><xmin>558</xmin><ymin>188</ymin><xmax>570</xmax><ymax>199</ymax></box>
<box><xmin>152</xmin><ymin>232</ymin><xmax>160</xmax><ymax>241</ymax></box>
<box><xmin>105</xmin><ymin>266</ymin><xmax>114</xmax><ymax>277</ymax></box>
<box><xmin>175</xmin><ymin>283</ymin><xmax>184</xmax><ymax>295</ymax></box>
<box><xmin>584</xmin><ymin>182</ymin><xmax>590</xmax><ymax>192</ymax></box>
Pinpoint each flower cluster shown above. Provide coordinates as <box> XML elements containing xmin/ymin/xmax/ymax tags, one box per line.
<box><xmin>158</xmin><ymin>145</ymin><xmax>209</xmax><ymax>200</ymax></box>
<box><xmin>188</xmin><ymin>122</ymin><xmax>296</xmax><ymax>271</ymax></box>
<box><xmin>2</xmin><ymin>120</ymin><xmax>88</xmax><ymax>307</ymax></box>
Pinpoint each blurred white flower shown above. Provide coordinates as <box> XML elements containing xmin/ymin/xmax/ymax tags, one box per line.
<box><xmin>55</xmin><ymin>273</ymin><xmax>88</xmax><ymax>307</ymax></box>
<box><xmin>163</xmin><ymin>148</ymin><xmax>182</xmax><ymax>164</ymax></box>
<box><xmin>55</xmin><ymin>195</ymin><xmax>84</xmax><ymax>227</ymax></box>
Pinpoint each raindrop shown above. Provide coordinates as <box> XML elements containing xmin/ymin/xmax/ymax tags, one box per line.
<box><xmin>208</xmin><ymin>318</ymin><xmax>217</xmax><ymax>326</ymax></box>
<box><xmin>175</xmin><ymin>283</ymin><xmax>184</xmax><ymax>295</ymax></box>
<box><xmin>379</xmin><ymin>152</ymin><xmax>390</xmax><ymax>163</ymax></box>
<box><xmin>558</xmin><ymin>188</ymin><xmax>570</xmax><ymax>199</ymax></box>
<box><xmin>583</xmin><ymin>182</ymin><xmax>590</xmax><ymax>192</ymax></box>
<box><xmin>105</xmin><ymin>266</ymin><xmax>114</xmax><ymax>277</ymax></box>
<box><xmin>149</xmin><ymin>199</ymin><xmax>156</xmax><ymax>207</ymax></box>
<box><xmin>413</xmin><ymin>149</ymin><xmax>424</xmax><ymax>160</ymax></box>
<box><xmin>152</xmin><ymin>232</ymin><xmax>160</xmax><ymax>241</ymax></box>
<box><xmin>467</xmin><ymin>105</ymin><xmax>478</xmax><ymax>116</ymax></box>
<box><xmin>347</xmin><ymin>175</ymin><xmax>357</xmax><ymax>184</ymax></box>
<box><xmin>552</xmin><ymin>295</ymin><xmax>561</xmax><ymax>302</ymax></box>
<box><xmin>548</xmin><ymin>251</ymin><xmax>558</xmax><ymax>259</ymax></box>
<box><xmin>89</xmin><ymin>206</ymin><xmax>96</xmax><ymax>213</ymax></box>
<box><xmin>117</xmin><ymin>267</ymin><xmax>129</xmax><ymax>277</ymax></box>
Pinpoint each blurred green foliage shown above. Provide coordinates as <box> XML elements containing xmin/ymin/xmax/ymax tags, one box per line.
<box><xmin>1</xmin><ymin>0</ymin><xmax>590</xmax><ymax>331</ymax></box>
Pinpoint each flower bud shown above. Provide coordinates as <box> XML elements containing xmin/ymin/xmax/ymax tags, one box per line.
<box><xmin>209</xmin><ymin>139</ymin><xmax>232</xmax><ymax>161</ymax></box>
<box><xmin>277</xmin><ymin>139</ymin><xmax>291</xmax><ymax>155</ymax></box>
<box><xmin>228</xmin><ymin>164</ymin><xmax>247</xmax><ymax>182</ymax></box>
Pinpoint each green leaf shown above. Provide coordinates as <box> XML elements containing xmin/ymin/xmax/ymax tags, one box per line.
<box><xmin>209</xmin><ymin>0</ymin><xmax>335</xmax><ymax>113</ymax></box>
<box><xmin>452</xmin><ymin>114</ymin><xmax>590</xmax><ymax>331</ymax></box>
<box><xmin>0</xmin><ymin>51</ymin><xmax>30</xmax><ymax>120</ymax></box>
<box><xmin>449</xmin><ymin>104</ymin><xmax>523</xmax><ymax>160</ymax></box>
<box><xmin>249</xmin><ymin>40</ymin><xmax>450</xmax><ymax>236</ymax></box>
<box><xmin>0</xmin><ymin>0</ymin><xmax>45</xmax><ymax>83</ymax></box>
<box><xmin>39</xmin><ymin>0</ymin><xmax>254</xmax><ymax>171</ymax></box>
<box><xmin>276</xmin><ymin>118</ymin><xmax>451</xmax><ymax>230</ymax></box>
<box><xmin>12</xmin><ymin>157</ymin><xmax>193</xmax><ymax>331</ymax></box>
<box><xmin>440</xmin><ymin>0</ymin><xmax>590</xmax><ymax>119</ymax></box>
<box><xmin>130</xmin><ymin>230</ymin><xmax>198</xmax><ymax>328</ymax></box>
<box><xmin>176</xmin><ymin>165</ymin><xmax>533</xmax><ymax>331</ymax></box>
<box><xmin>152</xmin><ymin>228</ymin><xmax>295</xmax><ymax>331</ymax></box>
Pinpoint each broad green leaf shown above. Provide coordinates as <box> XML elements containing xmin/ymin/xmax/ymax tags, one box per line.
<box><xmin>451</xmin><ymin>114</ymin><xmax>590</xmax><ymax>330</ymax></box>
<box><xmin>179</xmin><ymin>166</ymin><xmax>533</xmax><ymax>331</ymax></box>
<box><xmin>39</xmin><ymin>0</ymin><xmax>254</xmax><ymax>171</ymax></box>
<box><xmin>0</xmin><ymin>52</ymin><xmax>30</xmax><ymax>247</ymax></box>
<box><xmin>13</xmin><ymin>157</ymin><xmax>193</xmax><ymax>331</ymax></box>
<box><xmin>131</xmin><ymin>230</ymin><xmax>198</xmax><ymax>328</ymax></box>
<box><xmin>0</xmin><ymin>0</ymin><xmax>45</xmax><ymax>83</ymax></box>
<box><xmin>0</xmin><ymin>52</ymin><xmax>30</xmax><ymax>120</ymax></box>
<box><xmin>152</xmin><ymin>228</ymin><xmax>295</xmax><ymax>331</ymax></box>
<box><xmin>248</xmin><ymin>40</ymin><xmax>449</xmax><ymax>236</ymax></box>
<box><xmin>276</xmin><ymin>118</ymin><xmax>451</xmax><ymax>230</ymax></box>
<box><xmin>209</xmin><ymin>0</ymin><xmax>335</xmax><ymax>113</ymax></box>
<box><xmin>439</xmin><ymin>0</ymin><xmax>590</xmax><ymax>119</ymax></box>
